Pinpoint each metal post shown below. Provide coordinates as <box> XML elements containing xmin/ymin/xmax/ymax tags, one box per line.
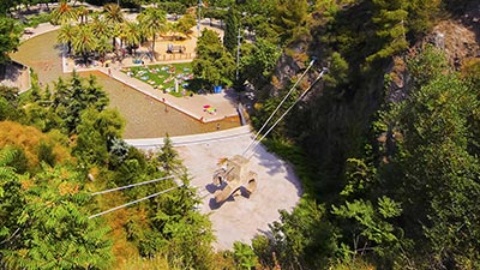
<box><xmin>235</xmin><ymin>27</ymin><xmax>241</xmax><ymax>81</ymax></box>
<box><xmin>197</xmin><ymin>0</ymin><xmax>203</xmax><ymax>37</ymax></box>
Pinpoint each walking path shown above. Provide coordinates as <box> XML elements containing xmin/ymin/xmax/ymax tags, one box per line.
<box><xmin>125</xmin><ymin>125</ymin><xmax>251</xmax><ymax>149</ymax></box>
<box><xmin>21</xmin><ymin>23</ymin><xmax>60</xmax><ymax>42</ymax></box>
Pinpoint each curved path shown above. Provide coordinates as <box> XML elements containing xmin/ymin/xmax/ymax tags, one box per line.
<box><xmin>125</xmin><ymin>125</ymin><xmax>251</xmax><ymax>148</ymax></box>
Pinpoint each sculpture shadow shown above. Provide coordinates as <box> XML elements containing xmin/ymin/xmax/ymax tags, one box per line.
<box><xmin>208</xmin><ymin>186</ymin><xmax>251</xmax><ymax>210</ymax></box>
<box><xmin>205</xmin><ymin>182</ymin><xmax>221</xmax><ymax>194</ymax></box>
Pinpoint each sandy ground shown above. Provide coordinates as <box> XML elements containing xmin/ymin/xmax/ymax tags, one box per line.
<box><xmin>175</xmin><ymin>131</ymin><xmax>302</xmax><ymax>251</ymax></box>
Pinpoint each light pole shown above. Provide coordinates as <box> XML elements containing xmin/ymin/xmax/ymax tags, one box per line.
<box><xmin>235</xmin><ymin>12</ymin><xmax>246</xmax><ymax>83</ymax></box>
<box><xmin>197</xmin><ymin>0</ymin><xmax>203</xmax><ymax>37</ymax></box>
<box><xmin>235</xmin><ymin>27</ymin><xmax>241</xmax><ymax>81</ymax></box>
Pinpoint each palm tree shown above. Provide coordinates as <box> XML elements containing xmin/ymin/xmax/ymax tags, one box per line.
<box><xmin>51</xmin><ymin>1</ymin><xmax>77</xmax><ymax>25</ymax></box>
<box><xmin>138</xmin><ymin>7</ymin><xmax>167</xmax><ymax>60</ymax></box>
<box><xmin>103</xmin><ymin>3</ymin><xmax>124</xmax><ymax>24</ymax></box>
<box><xmin>75</xmin><ymin>5</ymin><xmax>89</xmax><ymax>25</ymax></box>
<box><xmin>94</xmin><ymin>36</ymin><xmax>113</xmax><ymax>65</ymax></box>
<box><xmin>91</xmin><ymin>15</ymin><xmax>112</xmax><ymax>39</ymax></box>
<box><xmin>123</xmin><ymin>22</ymin><xmax>141</xmax><ymax>55</ymax></box>
<box><xmin>57</xmin><ymin>24</ymin><xmax>75</xmax><ymax>54</ymax></box>
<box><xmin>103</xmin><ymin>4</ymin><xmax>125</xmax><ymax>52</ymax></box>
<box><xmin>71</xmin><ymin>25</ymin><xmax>97</xmax><ymax>64</ymax></box>
<box><xmin>168</xmin><ymin>22</ymin><xmax>181</xmax><ymax>41</ymax></box>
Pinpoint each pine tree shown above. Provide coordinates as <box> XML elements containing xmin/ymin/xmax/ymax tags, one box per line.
<box><xmin>272</xmin><ymin>0</ymin><xmax>308</xmax><ymax>43</ymax></box>
<box><xmin>223</xmin><ymin>5</ymin><xmax>240</xmax><ymax>53</ymax></box>
<box><xmin>1</xmin><ymin>165</ymin><xmax>114</xmax><ymax>269</ymax></box>
<box><xmin>157</xmin><ymin>136</ymin><xmax>182</xmax><ymax>174</ymax></box>
<box><xmin>367</xmin><ymin>0</ymin><xmax>409</xmax><ymax>62</ymax></box>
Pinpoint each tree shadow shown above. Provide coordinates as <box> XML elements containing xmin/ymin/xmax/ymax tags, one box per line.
<box><xmin>249</xmin><ymin>143</ymin><xmax>303</xmax><ymax>197</ymax></box>
<box><xmin>221</xmin><ymin>87</ymin><xmax>241</xmax><ymax>109</ymax></box>
<box><xmin>256</xmin><ymin>228</ymin><xmax>274</xmax><ymax>239</ymax></box>
<box><xmin>0</xmin><ymin>61</ymin><xmax>26</xmax><ymax>85</ymax></box>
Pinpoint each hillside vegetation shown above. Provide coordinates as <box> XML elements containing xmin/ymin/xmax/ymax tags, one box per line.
<box><xmin>0</xmin><ymin>0</ymin><xmax>479</xmax><ymax>269</ymax></box>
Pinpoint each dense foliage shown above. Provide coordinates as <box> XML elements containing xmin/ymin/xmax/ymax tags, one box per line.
<box><xmin>0</xmin><ymin>17</ymin><xmax>21</xmax><ymax>64</ymax></box>
<box><xmin>1</xmin><ymin>0</ymin><xmax>479</xmax><ymax>269</ymax></box>
<box><xmin>246</xmin><ymin>0</ymin><xmax>480</xmax><ymax>269</ymax></box>
<box><xmin>192</xmin><ymin>29</ymin><xmax>235</xmax><ymax>88</ymax></box>
<box><xmin>0</xmin><ymin>73</ymin><xmax>216</xmax><ymax>269</ymax></box>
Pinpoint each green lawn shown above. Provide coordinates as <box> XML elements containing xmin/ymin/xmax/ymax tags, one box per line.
<box><xmin>121</xmin><ymin>63</ymin><xmax>194</xmax><ymax>97</ymax></box>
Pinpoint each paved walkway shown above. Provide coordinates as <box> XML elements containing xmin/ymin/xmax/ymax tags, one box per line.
<box><xmin>21</xmin><ymin>23</ymin><xmax>59</xmax><ymax>42</ymax></box>
<box><xmin>125</xmin><ymin>125</ymin><xmax>251</xmax><ymax>149</ymax></box>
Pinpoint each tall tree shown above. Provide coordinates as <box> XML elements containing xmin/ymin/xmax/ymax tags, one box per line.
<box><xmin>157</xmin><ymin>136</ymin><xmax>182</xmax><ymax>174</ymax></box>
<box><xmin>75</xmin><ymin>5</ymin><xmax>89</xmax><ymax>24</ymax></box>
<box><xmin>175</xmin><ymin>13</ymin><xmax>196</xmax><ymax>39</ymax></box>
<box><xmin>240</xmin><ymin>38</ymin><xmax>281</xmax><ymax>86</ymax></box>
<box><xmin>123</xmin><ymin>21</ymin><xmax>141</xmax><ymax>55</ymax></box>
<box><xmin>138</xmin><ymin>7</ymin><xmax>167</xmax><ymax>60</ymax></box>
<box><xmin>272</xmin><ymin>0</ymin><xmax>308</xmax><ymax>43</ymax></box>
<box><xmin>0</xmin><ymin>148</ymin><xmax>25</xmax><ymax>254</ymax></box>
<box><xmin>74</xmin><ymin>108</ymin><xmax>124</xmax><ymax>165</ymax></box>
<box><xmin>71</xmin><ymin>24</ymin><xmax>97</xmax><ymax>64</ymax></box>
<box><xmin>102</xmin><ymin>3</ymin><xmax>124</xmax><ymax>25</ymax></box>
<box><xmin>192</xmin><ymin>29</ymin><xmax>235</xmax><ymax>87</ymax></box>
<box><xmin>223</xmin><ymin>5</ymin><xmax>240</xmax><ymax>53</ymax></box>
<box><xmin>103</xmin><ymin>3</ymin><xmax>124</xmax><ymax>52</ymax></box>
<box><xmin>50</xmin><ymin>0</ymin><xmax>77</xmax><ymax>25</ymax></box>
<box><xmin>0</xmin><ymin>17</ymin><xmax>21</xmax><ymax>64</ymax></box>
<box><xmin>96</xmin><ymin>36</ymin><xmax>114</xmax><ymax>64</ymax></box>
<box><xmin>91</xmin><ymin>15</ymin><xmax>113</xmax><ymax>39</ymax></box>
<box><xmin>57</xmin><ymin>24</ymin><xmax>75</xmax><ymax>54</ymax></box>
<box><xmin>0</xmin><ymin>0</ymin><xmax>16</xmax><ymax>15</ymax></box>
<box><xmin>50</xmin><ymin>73</ymin><xmax>108</xmax><ymax>134</ymax></box>
<box><xmin>366</xmin><ymin>0</ymin><xmax>409</xmax><ymax>62</ymax></box>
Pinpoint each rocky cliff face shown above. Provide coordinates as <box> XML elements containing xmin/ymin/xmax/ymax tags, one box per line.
<box><xmin>385</xmin><ymin>16</ymin><xmax>479</xmax><ymax>104</ymax></box>
<box><xmin>266</xmin><ymin>38</ymin><xmax>322</xmax><ymax>98</ymax></box>
<box><xmin>257</xmin><ymin>3</ymin><xmax>479</xmax><ymax>194</ymax></box>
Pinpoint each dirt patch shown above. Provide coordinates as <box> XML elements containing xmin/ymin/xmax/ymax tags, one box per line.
<box><xmin>429</xmin><ymin>20</ymin><xmax>480</xmax><ymax>66</ymax></box>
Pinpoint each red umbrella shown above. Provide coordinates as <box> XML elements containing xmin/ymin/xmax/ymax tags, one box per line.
<box><xmin>203</xmin><ymin>105</ymin><xmax>211</xmax><ymax>109</ymax></box>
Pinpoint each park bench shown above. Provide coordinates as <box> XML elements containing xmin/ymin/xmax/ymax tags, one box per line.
<box><xmin>166</xmin><ymin>44</ymin><xmax>186</xmax><ymax>54</ymax></box>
